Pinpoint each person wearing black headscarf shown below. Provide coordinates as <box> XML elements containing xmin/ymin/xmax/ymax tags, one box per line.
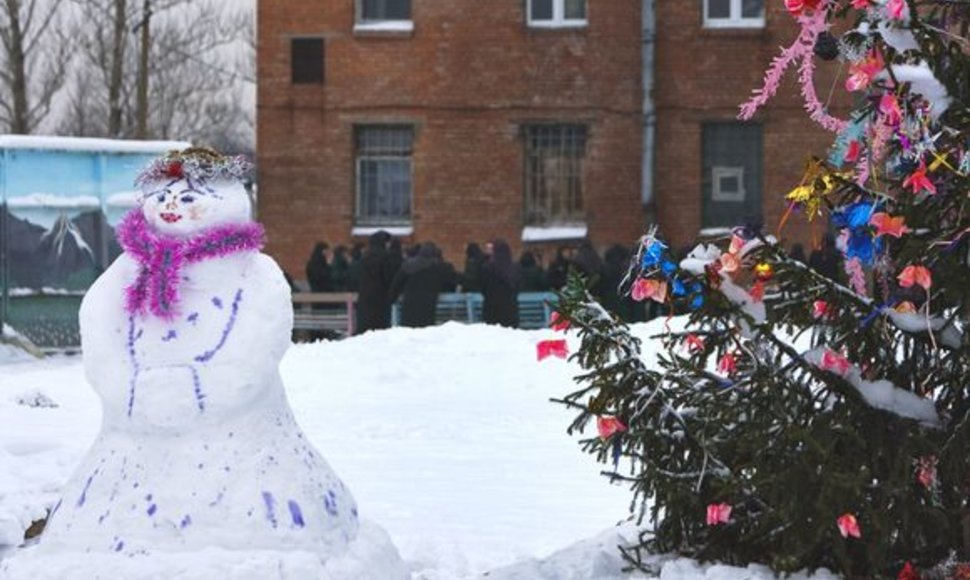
<box><xmin>480</xmin><ymin>239</ymin><xmax>520</xmax><ymax>328</ymax></box>
<box><xmin>573</xmin><ymin>238</ymin><xmax>607</xmax><ymax>301</ymax></box>
<box><xmin>389</xmin><ymin>242</ymin><xmax>448</xmax><ymax>328</ymax></box>
<box><xmin>518</xmin><ymin>251</ymin><xmax>547</xmax><ymax>292</ymax></box>
<box><xmin>462</xmin><ymin>242</ymin><xmax>486</xmax><ymax>293</ymax></box>
<box><xmin>546</xmin><ymin>245</ymin><xmax>573</xmax><ymax>291</ymax></box>
<box><xmin>305</xmin><ymin>242</ymin><xmax>332</xmax><ymax>292</ymax></box>
<box><xmin>808</xmin><ymin>233</ymin><xmax>842</xmax><ymax>282</ymax></box>
<box><xmin>356</xmin><ymin>231</ymin><xmax>395</xmax><ymax>334</ymax></box>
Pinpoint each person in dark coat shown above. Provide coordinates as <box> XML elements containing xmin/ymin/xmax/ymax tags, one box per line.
<box><xmin>808</xmin><ymin>233</ymin><xmax>842</xmax><ymax>282</ymax></box>
<box><xmin>462</xmin><ymin>243</ymin><xmax>486</xmax><ymax>293</ymax></box>
<box><xmin>305</xmin><ymin>241</ymin><xmax>332</xmax><ymax>292</ymax></box>
<box><xmin>789</xmin><ymin>243</ymin><xmax>807</xmax><ymax>264</ymax></box>
<box><xmin>356</xmin><ymin>231</ymin><xmax>395</xmax><ymax>334</ymax></box>
<box><xmin>573</xmin><ymin>239</ymin><xmax>607</xmax><ymax>301</ymax></box>
<box><xmin>347</xmin><ymin>243</ymin><xmax>364</xmax><ymax>291</ymax></box>
<box><xmin>546</xmin><ymin>245</ymin><xmax>573</xmax><ymax>291</ymax></box>
<box><xmin>480</xmin><ymin>239</ymin><xmax>520</xmax><ymax>328</ymax></box>
<box><xmin>601</xmin><ymin>244</ymin><xmax>634</xmax><ymax>320</ymax></box>
<box><xmin>389</xmin><ymin>242</ymin><xmax>448</xmax><ymax>328</ymax></box>
<box><xmin>518</xmin><ymin>251</ymin><xmax>546</xmax><ymax>292</ymax></box>
<box><xmin>331</xmin><ymin>245</ymin><xmax>350</xmax><ymax>291</ymax></box>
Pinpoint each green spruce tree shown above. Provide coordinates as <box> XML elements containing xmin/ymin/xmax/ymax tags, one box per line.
<box><xmin>553</xmin><ymin>0</ymin><xmax>970</xmax><ymax>576</ymax></box>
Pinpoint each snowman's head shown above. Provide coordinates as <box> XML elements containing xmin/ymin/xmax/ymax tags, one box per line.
<box><xmin>136</xmin><ymin>148</ymin><xmax>253</xmax><ymax>238</ymax></box>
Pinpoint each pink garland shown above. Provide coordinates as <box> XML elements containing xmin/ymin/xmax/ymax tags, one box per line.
<box><xmin>738</xmin><ymin>3</ymin><xmax>847</xmax><ymax>133</ymax></box>
<box><xmin>845</xmin><ymin>257</ymin><xmax>868</xmax><ymax>296</ymax></box>
<box><xmin>117</xmin><ymin>209</ymin><xmax>265</xmax><ymax>320</ymax></box>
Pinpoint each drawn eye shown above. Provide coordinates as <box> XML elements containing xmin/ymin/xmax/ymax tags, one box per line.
<box><xmin>181</xmin><ymin>195</ymin><xmax>195</xmax><ymax>203</ymax></box>
<box><xmin>156</xmin><ymin>193</ymin><xmax>166</xmax><ymax>203</ymax></box>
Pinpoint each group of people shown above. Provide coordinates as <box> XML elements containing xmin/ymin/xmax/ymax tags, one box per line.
<box><xmin>301</xmin><ymin>234</ymin><xmax>660</xmax><ymax>335</ymax></box>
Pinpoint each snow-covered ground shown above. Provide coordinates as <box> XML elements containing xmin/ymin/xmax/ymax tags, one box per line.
<box><xmin>0</xmin><ymin>322</ymin><xmax>837</xmax><ymax>579</ymax></box>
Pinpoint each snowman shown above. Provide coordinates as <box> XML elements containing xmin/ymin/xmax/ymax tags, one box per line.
<box><xmin>9</xmin><ymin>148</ymin><xmax>405</xmax><ymax>578</ymax></box>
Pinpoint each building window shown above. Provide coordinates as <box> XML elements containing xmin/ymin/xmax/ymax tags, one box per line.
<box><xmin>355</xmin><ymin>125</ymin><xmax>413</xmax><ymax>226</ymax></box>
<box><xmin>703</xmin><ymin>0</ymin><xmax>764</xmax><ymax>28</ymax></box>
<box><xmin>291</xmin><ymin>38</ymin><xmax>324</xmax><ymax>84</ymax></box>
<box><xmin>358</xmin><ymin>0</ymin><xmax>411</xmax><ymax>23</ymax></box>
<box><xmin>702</xmin><ymin>123</ymin><xmax>762</xmax><ymax>229</ymax></box>
<box><xmin>528</xmin><ymin>0</ymin><xmax>587</xmax><ymax>28</ymax></box>
<box><xmin>523</xmin><ymin>124</ymin><xmax>587</xmax><ymax>226</ymax></box>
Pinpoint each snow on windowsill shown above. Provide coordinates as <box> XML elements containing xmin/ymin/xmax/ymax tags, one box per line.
<box><xmin>6</xmin><ymin>194</ymin><xmax>100</xmax><ymax>209</ymax></box>
<box><xmin>697</xmin><ymin>227</ymin><xmax>733</xmax><ymax>238</ymax></box>
<box><xmin>0</xmin><ymin>135</ymin><xmax>190</xmax><ymax>154</ymax></box>
<box><xmin>527</xmin><ymin>20</ymin><xmax>588</xmax><ymax>29</ymax></box>
<box><xmin>353</xmin><ymin>20</ymin><xmax>414</xmax><ymax>35</ymax></box>
<box><xmin>352</xmin><ymin>225</ymin><xmax>413</xmax><ymax>237</ymax></box>
<box><xmin>521</xmin><ymin>225</ymin><xmax>588</xmax><ymax>242</ymax></box>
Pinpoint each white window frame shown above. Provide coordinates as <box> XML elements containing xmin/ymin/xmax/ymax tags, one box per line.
<box><xmin>527</xmin><ymin>0</ymin><xmax>588</xmax><ymax>29</ymax></box>
<box><xmin>703</xmin><ymin>0</ymin><xmax>765</xmax><ymax>29</ymax></box>
<box><xmin>711</xmin><ymin>166</ymin><xmax>746</xmax><ymax>202</ymax></box>
<box><xmin>354</xmin><ymin>0</ymin><xmax>414</xmax><ymax>33</ymax></box>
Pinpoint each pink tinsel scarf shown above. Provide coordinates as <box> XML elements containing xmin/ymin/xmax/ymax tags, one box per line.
<box><xmin>116</xmin><ymin>209</ymin><xmax>265</xmax><ymax>320</ymax></box>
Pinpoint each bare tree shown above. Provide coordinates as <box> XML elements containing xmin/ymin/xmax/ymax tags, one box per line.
<box><xmin>0</xmin><ymin>0</ymin><xmax>69</xmax><ymax>134</ymax></box>
<box><xmin>60</xmin><ymin>0</ymin><xmax>254</xmax><ymax>151</ymax></box>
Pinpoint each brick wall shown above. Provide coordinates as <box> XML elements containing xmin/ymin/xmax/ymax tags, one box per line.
<box><xmin>258</xmin><ymin>0</ymin><xmax>644</xmax><ymax>277</ymax></box>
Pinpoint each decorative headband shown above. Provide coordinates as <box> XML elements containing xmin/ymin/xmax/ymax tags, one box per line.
<box><xmin>135</xmin><ymin>147</ymin><xmax>254</xmax><ymax>193</ymax></box>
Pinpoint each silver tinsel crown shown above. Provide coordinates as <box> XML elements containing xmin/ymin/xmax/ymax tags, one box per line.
<box><xmin>135</xmin><ymin>147</ymin><xmax>254</xmax><ymax>192</ymax></box>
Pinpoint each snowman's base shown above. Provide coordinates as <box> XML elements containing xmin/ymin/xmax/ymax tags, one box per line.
<box><xmin>0</xmin><ymin>520</ymin><xmax>408</xmax><ymax>580</ymax></box>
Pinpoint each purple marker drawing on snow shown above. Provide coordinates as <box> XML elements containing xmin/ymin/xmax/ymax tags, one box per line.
<box><xmin>162</xmin><ymin>329</ymin><xmax>177</xmax><ymax>342</ymax></box>
<box><xmin>287</xmin><ymin>500</ymin><xmax>305</xmax><ymax>528</ymax></box>
<box><xmin>262</xmin><ymin>491</ymin><xmax>277</xmax><ymax>528</ymax></box>
<box><xmin>212</xmin><ymin>296</ymin><xmax>223</xmax><ymax>309</ymax></box>
<box><xmin>125</xmin><ymin>316</ymin><xmax>142</xmax><ymax>417</ymax></box>
<box><xmin>77</xmin><ymin>470</ymin><xmax>99</xmax><ymax>507</ymax></box>
<box><xmin>180</xmin><ymin>515</ymin><xmax>192</xmax><ymax>529</ymax></box>
<box><xmin>195</xmin><ymin>288</ymin><xmax>243</xmax><ymax>363</ymax></box>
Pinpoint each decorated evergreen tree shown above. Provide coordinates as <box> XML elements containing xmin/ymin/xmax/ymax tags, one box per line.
<box><xmin>550</xmin><ymin>0</ymin><xmax>970</xmax><ymax>576</ymax></box>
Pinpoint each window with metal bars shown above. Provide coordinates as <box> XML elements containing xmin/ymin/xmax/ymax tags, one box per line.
<box><xmin>701</xmin><ymin>122</ymin><xmax>763</xmax><ymax>229</ymax></box>
<box><xmin>528</xmin><ymin>0</ymin><xmax>587</xmax><ymax>27</ymax></box>
<box><xmin>523</xmin><ymin>125</ymin><xmax>587</xmax><ymax>226</ymax></box>
<box><xmin>359</xmin><ymin>0</ymin><xmax>411</xmax><ymax>22</ymax></box>
<box><xmin>355</xmin><ymin>126</ymin><xmax>413</xmax><ymax>226</ymax></box>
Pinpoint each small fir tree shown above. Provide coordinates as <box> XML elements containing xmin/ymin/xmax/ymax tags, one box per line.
<box><xmin>551</xmin><ymin>0</ymin><xmax>970</xmax><ymax>576</ymax></box>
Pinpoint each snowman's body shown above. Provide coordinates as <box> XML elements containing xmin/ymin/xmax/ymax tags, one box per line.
<box><xmin>39</xmin><ymin>248</ymin><xmax>359</xmax><ymax>556</ymax></box>
<box><xmin>8</xmin><ymin>153</ymin><xmax>404</xmax><ymax>579</ymax></box>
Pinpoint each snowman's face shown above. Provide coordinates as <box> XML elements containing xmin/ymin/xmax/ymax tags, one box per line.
<box><xmin>142</xmin><ymin>178</ymin><xmax>251</xmax><ymax>237</ymax></box>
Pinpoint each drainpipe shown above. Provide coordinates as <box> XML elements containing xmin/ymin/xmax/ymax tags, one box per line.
<box><xmin>641</xmin><ymin>0</ymin><xmax>656</xmax><ymax>216</ymax></box>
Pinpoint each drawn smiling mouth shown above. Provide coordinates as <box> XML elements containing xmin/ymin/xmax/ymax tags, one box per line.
<box><xmin>160</xmin><ymin>213</ymin><xmax>182</xmax><ymax>223</ymax></box>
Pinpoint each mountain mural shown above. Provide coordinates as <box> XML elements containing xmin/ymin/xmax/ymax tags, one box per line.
<box><xmin>2</xmin><ymin>205</ymin><xmax>118</xmax><ymax>291</ymax></box>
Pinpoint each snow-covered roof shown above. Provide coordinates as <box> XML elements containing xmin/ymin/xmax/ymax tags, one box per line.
<box><xmin>0</xmin><ymin>135</ymin><xmax>190</xmax><ymax>154</ymax></box>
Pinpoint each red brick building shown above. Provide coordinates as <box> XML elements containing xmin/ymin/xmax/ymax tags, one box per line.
<box><xmin>257</xmin><ymin>0</ymin><xmax>846</xmax><ymax>276</ymax></box>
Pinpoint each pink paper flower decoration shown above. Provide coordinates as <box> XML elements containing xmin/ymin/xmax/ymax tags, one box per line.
<box><xmin>706</xmin><ymin>503</ymin><xmax>732</xmax><ymax>526</ymax></box>
<box><xmin>845</xmin><ymin>140</ymin><xmax>862</xmax><ymax>163</ymax></box>
<box><xmin>819</xmin><ymin>349</ymin><xmax>851</xmax><ymax>376</ymax></box>
<box><xmin>685</xmin><ymin>334</ymin><xmax>706</xmax><ymax>353</ymax></box>
<box><xmin>631</xmin><ymin>278</ymin><xmax>667</xmax><ymax>303</ymax></box>
<box><xmin>549</xmin><ymin>311</ymin><xmax>570</xmax><ymax>332</ymax></box>
<box><xmin>886</xmin><ymin>0</ymin><xmax>907</xmax><ymax>20</ymax></box>
<box><xmin>785</xmin><ymin>0</ymin><xmax>821</xmax><ymax>16</ymax></box>
<box><xmin>812</xmin><ymin>300</ymin><xmax>831</xmax><ymax>319</ymax></box>
<box><xmin>870</xmin><ymin>212</ymin><xmax>911</xmax><ymax>238</ymax></box>
<box><xmin>879</xmin><ymin>93</ymin><xmax>903</xmax><ymax>126</ymax></box>
<box><xmin>837</xmin><ymin>513</ymin><xmax>862</xmax><ymax>538</ymax></box>
<box><xmin>718</xmin><ymin>352</ymin><xmax>737</xmax><ymax>376</ymax></box>
<box><xmin>596</xmin><ymin>416</ymin><xmax>628</xmax><ymax>441</ymax></box>
<box><xmin>917</xmin><ymin>456</ymin><xmax>937</xmax><ymax>489</ymax></box>
<box><xmin>850</xmin><ymin>0</ymin><xmax>873</xmax><ymax>8</ymax></box>
<box><xmin>846</xmin><ymin>51</ymin><xmax>884</xmax><ymax>92</ymax></box>
<box><xmin>903</xmin><ymin>162</ymin><xmax>937</xmax><ymax>195</ymax></box>
<box><xmin>898</xmin><ymin>265</ymin><xmax>932</xmax><ymax>291</ymax></box>
<box><xmin>536</xmin><ymin>339</ymin><xmax>569</xmax><ymax>361</ymax></box>
<box><xmin>719</xmin><ymin>253</ymin><xmax>741</xmax><ymax>274</ymax></box>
